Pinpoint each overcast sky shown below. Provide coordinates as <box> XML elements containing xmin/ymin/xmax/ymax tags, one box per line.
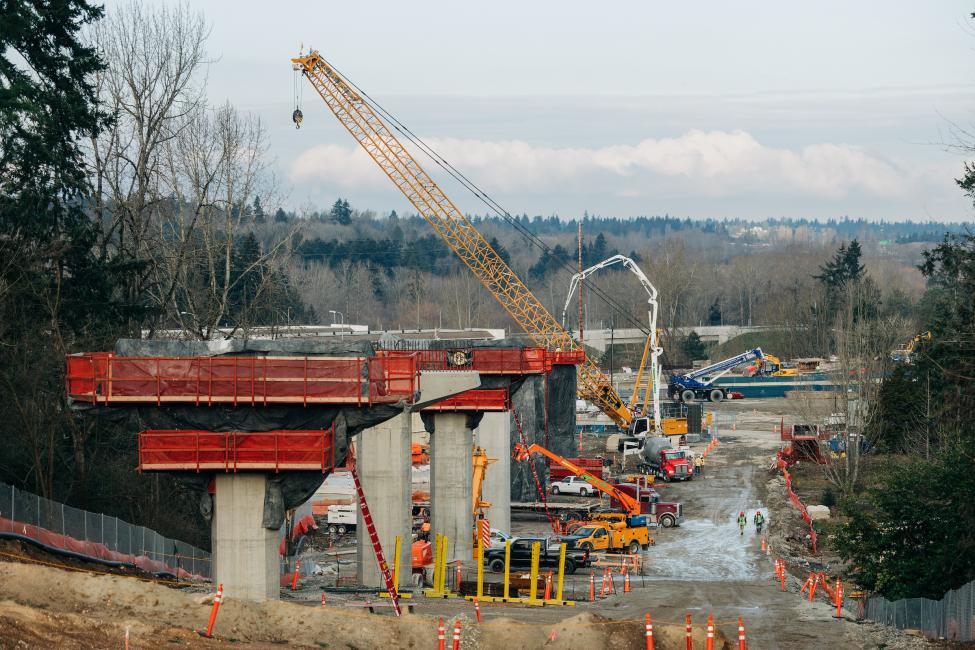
<box><xmin>124</xmin><ymin>1</ymin><xmax>975</xmax><ymax>221</ymax></box>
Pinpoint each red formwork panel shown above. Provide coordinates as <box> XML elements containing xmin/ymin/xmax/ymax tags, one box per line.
<box><xmin>138</xmin><ymin>429</ymin><xmax>335</xmax><ymax>472</ymax></box>
<box><xmin>66</xmin><ymin>353</ymin><xmax>418</xmax><ymax>406</ymax></box>
<box><xmin>385</xmin><ymin>347</ymin><xmax>550</xmax><ymax>374</ymax></box>
<box><xmin>422</xmin><ymin>388</ymin><xmax>509</xmax><ymax>412</ymax></box>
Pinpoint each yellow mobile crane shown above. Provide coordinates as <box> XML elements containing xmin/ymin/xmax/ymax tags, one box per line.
<box><xmin>291</xmin><ymin>50</ymin><xmax>634</xmax><ymax>427</ymax></box>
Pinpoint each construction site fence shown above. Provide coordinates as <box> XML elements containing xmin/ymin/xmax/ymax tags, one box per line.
<box><xmin>865</xmin><ymin>579</ymin><xmax>975</xmax><ymax>642</ymax></box>
<box><xmin>0</xmin><ymin>481</ymin><xmax>211</xmax><ymax>580</ymax></box>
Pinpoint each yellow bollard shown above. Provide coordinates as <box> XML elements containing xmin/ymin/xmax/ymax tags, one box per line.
<box><xmin>379</xmin><ymin>535</ymin><xmax>412</xmax><ymax>598</ymax></box>
<box><xmin>555</xmin><ymin>544</ymin><xmax>566</xmax><ymax>603</ymax></box>
<box><xmin>503</xmin><ymin>540</ymin><xmax>511</xmax><ymax>601</ymax></box>
<box><xmin>528</xmin><ymin>541</ymin><xmax>541</xmax><ymax>605</ymax></box>
<box><xmin>476</xmin><ymin>534</ymin><xmax>484</xmax><ymax>599</ymax></box>
<box><xmin>440</xmin><ymin>535</ymin><xmax>451</xmax><ymax>594</ymax></box>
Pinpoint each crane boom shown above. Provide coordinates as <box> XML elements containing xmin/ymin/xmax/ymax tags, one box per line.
<box><xmin>561</xmin><ymin>255</ymin><xmax>662</xmax><ymax>435</ymax></box>
<box><xmin>512</xmin><ymin>442</ymin><xmax>641</xmax><ymax>516</ymax></box>
<box><xmin>291</xmin><ymin>51</ymin><xmax>632</xmax><ymax>427</ymax></box>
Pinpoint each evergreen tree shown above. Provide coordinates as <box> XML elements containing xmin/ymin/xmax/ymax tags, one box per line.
<box><xmin>253</xmin><ymin>195</ymin><xmax>266</xmax><ymax>224</ymax></box>
<box><xmin>273</xmin><ymin>207</ymin><xmax>288</xmax><ymax>223</ymax></box>
<box><xmin>681</xmin><ymin>332</ymin><xmax>707</xmax><ymax>361</ymax></box>
<box><xmin>330</xmin><ymin>198</ymin><xmax>352</xmax><ymax>225</ymax></box>
<box><xmin>489</xmin><ymin>237</ymin><xmax>511</xmax><ymax>266</ymax></box>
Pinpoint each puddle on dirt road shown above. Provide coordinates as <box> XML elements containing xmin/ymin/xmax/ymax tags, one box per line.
<box><xmin>643</xmin><ymin>513</ymin><xmax>769</xmax><ymax>581</ymax></box>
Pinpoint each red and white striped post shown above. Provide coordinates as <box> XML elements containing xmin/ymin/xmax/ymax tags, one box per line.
<box><xmin>473</xmin><ymin>597</ymin><xmax>482</xmax><ymax>623</ymax></box>
<box><xmin>706</xmin><ymin>613</ymin><xmax>714</xmax><ymax>650</ymax></box>
<box><xmin>200</xmin><ymin>583</ymin><xmax>224</xmax><ymax>638</ymax></box>
<box><xmin>437</xmin><ymin>617</ymin><xmax>445</xmax><ymax>650</ymax></box>
<box><xmin>685</xmin><ymin>613</ymin><xmax>693</xmax><ymax>650</ymax></box>
<box><xmin>451</xmin><ymin>619</ymin><xmax>461</xmax><ymax>650</ymax></box>
<box><xmin>589</xmin><ymin>572</ymin><xmax>596</xmax><ymax>601</ymax></box>
<box><xmin>645</xmin><ymin>613</ymin><xmax>655</xmax><ymax>650</ymax></box>
<box><xmin>738</xmin><ymin>616</ymin><xmax>747</xmax><ymax>650</ymax></box>
<box><xmin>321</xmin><ymin>592</ymin><xmax>326</xmax><ymax>607</ymax></box>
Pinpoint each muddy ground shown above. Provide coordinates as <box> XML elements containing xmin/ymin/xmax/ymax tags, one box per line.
<box><xmin>0</xmin><ymin>398</ymin><xmax>943</xmax><ymax>648</ymax></box>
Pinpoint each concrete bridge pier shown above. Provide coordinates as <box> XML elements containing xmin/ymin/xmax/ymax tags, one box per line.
<box><xmin>355</xmin><ymin>413</ymin><xmax>413</xmax><ymax>589</ymax></box>
<box><xmin>355</xmin><ymin>371</ymin><xmax>479</xmax><ymax>587</ymax></box>
<box><xmin>426</xmin><ymin>412</ymin><xmax>482</xmax><ymax>562</ymax></box>
<box><xmin>211</xmin><ymin>473</ymin><xmax>279</xmax><ymax>601</ymax></box>
<box><xmin>475</xmin><ymin>411</ymin><xmax>511</xmax><ymax>536</ymax></box>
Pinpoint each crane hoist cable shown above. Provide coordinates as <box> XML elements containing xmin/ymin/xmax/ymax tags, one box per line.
<box><xmin>315</xmin><ymin>55</ymin><xmax>649</xmax><ymax>336</ymax></box>
<box><xmin>293</xmin><ymin>50</ymin><xmax>635</xmax><ymax>426</ymax></box>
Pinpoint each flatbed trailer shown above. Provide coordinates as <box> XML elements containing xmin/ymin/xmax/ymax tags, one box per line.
<box><xmin>511</xmin><ymin>499</ymin><xmax>604</xmax><ymax>520</ymax></box>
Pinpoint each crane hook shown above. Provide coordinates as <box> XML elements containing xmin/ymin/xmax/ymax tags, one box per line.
<box><xmin>292</xmin><ymin>108</ymin><xmax>303</xmax><ymax>129</ymax></box>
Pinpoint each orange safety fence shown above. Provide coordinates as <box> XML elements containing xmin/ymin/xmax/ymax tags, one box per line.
<box><xmin>776</xmin><ymin>452</ymin><xmax>817</xmax><ymax>553</ymax></box>
<box><xmin>66</xmin><ymin>352</ymin><xmax>418</xmax><ymax>406</ymax></box>
<box><xmin>138</xmin><ymin>428</ymin><xmax>336</xmax><ymax>472</ymax></box>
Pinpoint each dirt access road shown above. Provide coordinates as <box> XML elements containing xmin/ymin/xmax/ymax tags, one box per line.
<box><xmin>423</xmin><ymin>398</ymin><xmax>932</xmax><ymax>649</ymax></box>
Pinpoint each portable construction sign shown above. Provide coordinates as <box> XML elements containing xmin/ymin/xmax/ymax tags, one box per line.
<box><xmin>351</xmin><ymin>468</ymin><xmax>401</xmax><ymax>616</ymax></box>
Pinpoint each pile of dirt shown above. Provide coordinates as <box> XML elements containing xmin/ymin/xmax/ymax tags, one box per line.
<box><xmin>0</xmin><ymin>560</ymin><xmax>732</xmax><ymax>649</ymax></box>
<box><xmin>0</xmin><ymin>538</ymin><xmax>163</xmax><ymax>582</ymax></box>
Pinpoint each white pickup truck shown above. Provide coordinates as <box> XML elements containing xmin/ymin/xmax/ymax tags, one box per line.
<box><xmin>549</xmin><ymin>476</ymin><xmax>596</xmax><ymax>496</ymax></box>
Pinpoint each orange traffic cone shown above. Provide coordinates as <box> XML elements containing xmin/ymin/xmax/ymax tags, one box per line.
<box><xmin>473</xmin><ymin>597</ymin><xmax>482</xmax><ymax>623</ymax></box>
<box><xmin>200</xmin><ymin>583</ymin><xmax>223</xmax><ymax>638</ymax></box>
<box><xmin>321</xmin><ymin>592</ymin><xmax>326</xmax><ymax>607</ymax></box>
<box><xmin>438</xmin><ymin>617</ymin><xmax>446</xmax><ymax>650</ymax></box>
<box><xmin>589</xmin><ymin>572</ymin><xmax>596</xmax><ymax>601</ymax></box>
<box><xmin>455</xmin><ymin>561</ymin><xmax>462</xmax><ymax>591</ymax></box>
<box><xmin>543</xmin><ymin>573</ymin><xmax>552</xmax><ymax>600</ymax></box>
<box><xmin>738</xmin><ymin>616</ymin><xmax>747</xmax><ymax>650</ymax></box>
<box><xmin>706</xmin><ymin>613</ymin><xmax>715</xmax><ymax>650</ymax></box>
<box><xmin>291</xmin><ymin>559</ymin><xmax>301</xmax><ymax>591</ymax></box>
<box><xmin>599</xmin><ymin>569</ymin><xmax>608</xmax><ymax>598</ymax></box>
<box><xmin>761</xmin><ymin>538</ymin><xmax>766</xmax><ymax>553</ymax></box>
<box><xmin>685</xmin><ymin>613</ymin><xmax>693</xmax><ymax>650</ymax></box>
<box><xmin>624</xmin><ymin>568</ymin><xmax>631</xmax><ymax>593</ymax></box>
<box><xmin>451</xmin><ymin>619</ymin><xmax>461</xmax><ymax>650</ymax></box>
<box><xmin>645</xmin><ymin>613</ymin><xmax>655</xmax><ymax>650</ymax></box>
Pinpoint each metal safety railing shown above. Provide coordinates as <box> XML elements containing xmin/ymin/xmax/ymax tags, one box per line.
<box><xmin>0</xmin><ymin>481</ymin><xmax>210</xmax><ymax>580</ymax></box>
<box><xmin>66</xmin><ymin>352</ymin><xmax>418</xmax><ymax>407</ymax></box>
<box><xmin>866</xmin><ymin>580</ymin><xmax>975</xmax><ymax>642</ymax></box>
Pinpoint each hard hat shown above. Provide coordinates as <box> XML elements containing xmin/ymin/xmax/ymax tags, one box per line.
<box><xmin>739</xmin><ymin>511</ymin><xmax>745</xmax><ymax>516</ymax></box>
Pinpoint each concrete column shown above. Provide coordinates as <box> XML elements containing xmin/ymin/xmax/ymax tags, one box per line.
<box><xmin>356</xmin><ymin>412</ymin><xmax>413</xmax><ymax>589</ymax></box>
<box><xmin>474</xmin><ymin>411</ymin><xmax>511</xmax><ymax>535</ymax></box>
<box><xmin>429</xmin><ymin>412</ymin><xmax>475</xmax><ymax>561</ymax></box>
<box><xmin>212</xmin><ymin>474</ymin><xmax>278</xmax><ymax>601</ymax></box>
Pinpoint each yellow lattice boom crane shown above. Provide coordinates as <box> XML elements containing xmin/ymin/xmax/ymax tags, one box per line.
<box><xmin>291</xmin><ymin>50</ymin><xmax>633</xmax><ymax>427</ymax></box>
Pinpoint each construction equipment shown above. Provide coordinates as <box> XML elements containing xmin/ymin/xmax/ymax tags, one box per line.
<box><xmin>890</xmin><ymin>331</ymin><xmax>932</xmax><ymax>363</ymax></box>
<box><xmin>668</xmin><ymin>348</ymin><xmax>765</xmax><ymax>403</ymax></box>
<box><xmin>562</xmin><ymin>255</ymin><xmax>662</xmax><ymax>434</ymax></box>
<box><xmin>472</xmin><ymin>446</ymin><xmax>495</xmax><ymax>553</ymax></box>
<box><xmin>748</xmin><ymin>353</ymin><xmax>797</xmax><ymax>377</ymax></box>
<box><xmin>564</xmin><ymin>516</ymin><xmax>650</xmax><ymax>554</ymax></box>
<box><xmin>513</xmin><ymin>442</ymin><xmax>641</xmax><ymax>517</ymax></box>
<box><xmin>290</xmin><ymin>50</ymin><xmax>634</xmax><ymax>428</ymax></box>
<box><xmin>638</xmin><ymin>437</ymin><xmax>694</xmax><ymax>482</ymax></box>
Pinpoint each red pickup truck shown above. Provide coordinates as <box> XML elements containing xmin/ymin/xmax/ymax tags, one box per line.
<box><xmin>610</xmin><ymin>482</ymin><xmax>684</xmax><ymax>528</ymax></box>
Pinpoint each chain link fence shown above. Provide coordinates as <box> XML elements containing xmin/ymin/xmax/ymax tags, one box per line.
<box><xmin>0</xmin><ymin>481</ymin><xmax>210</xmax><ymax>580</ymax></box>
<box><xmin>866</xmin><ymin>580</ymin><xmax>975</xmax><ymax>641</ymax></box>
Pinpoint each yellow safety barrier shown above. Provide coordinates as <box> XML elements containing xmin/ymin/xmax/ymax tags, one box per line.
<box><xmin>422</xmin><ymin>534</ymin><xmax>456</xmax><ymax>598</ymax></box>
<box><xmin>378</xmin><ymin>536</ymin><xmax>412</xmax><ymax>599</ymax></box>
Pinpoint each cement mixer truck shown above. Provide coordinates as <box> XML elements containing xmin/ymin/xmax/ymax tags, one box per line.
<box><xmin>638</xmin><ymin>436</ymin><xmax>694</xmax><ymax>482</ymax></box>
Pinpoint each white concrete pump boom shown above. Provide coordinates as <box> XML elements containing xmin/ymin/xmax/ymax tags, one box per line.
<box><xmin>561</xmin><ymin>255</ymin><xmax>662</xmax><ymax>435</ymax></box>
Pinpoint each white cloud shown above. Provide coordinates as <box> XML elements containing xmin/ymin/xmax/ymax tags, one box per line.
<box><xmin>289</xmin><ymin>130</ymin><xmax>922</xmax><ymax>207</ymax></box>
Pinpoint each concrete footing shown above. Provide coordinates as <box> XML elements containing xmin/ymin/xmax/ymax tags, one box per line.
<box><xmin>475</xmin><ymin>411</ymin><xmax>511</xmax><ymax>535</ymax></box>
<box><xmin>355</xmin><ymin>412</ymin><xmax>413</xmax><ymax>589</ymax></box>
<box><xmin>428</xmin><ymin>412</ymin><xmax>476</xmax><ymax>561</ymax></box>
<box><xmin>212</xmin><ymin>474</ymin><xmax>278</xmax><ymax>601</ymax></box>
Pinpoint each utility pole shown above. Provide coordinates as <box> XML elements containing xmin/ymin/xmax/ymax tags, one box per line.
<box><xmin>609</xmin><ymin>316</ymin><xmax>615</xmax><ymax>390</ymax></box>
<box><xmin>577</xmin><ymin>220</ymin><xmax>584</xmax><ymax>345</ymax></box>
